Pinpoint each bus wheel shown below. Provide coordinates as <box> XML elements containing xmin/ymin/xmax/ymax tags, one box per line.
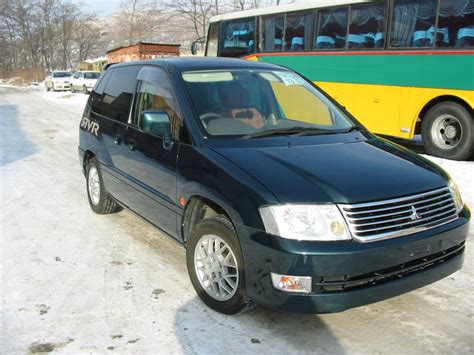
<box><xmin>421</xmin><ymin>102</ymin><xmax>473</xmax><ymax>160</ymax></box>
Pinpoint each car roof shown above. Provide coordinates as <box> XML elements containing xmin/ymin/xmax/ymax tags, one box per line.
<box><xmin>108</xmin><ymin>57</ymin><xmax>285</xmax><ymax>72</ymax></box>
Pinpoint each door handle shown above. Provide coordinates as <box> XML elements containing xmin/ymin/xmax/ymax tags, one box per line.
<box><xmin>128</xmin><ymin>139</ymin><xmax>136</xmax><ymax>151</ymax></box>
<box><xmin>114</xmin><ymin>134</ymin><xmax>122</xmax><ymax>145</ymax></box>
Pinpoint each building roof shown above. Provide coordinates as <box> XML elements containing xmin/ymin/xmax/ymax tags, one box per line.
<box><xmin>210</xmin><ymin>0</ymin><xmax>369</xmax><ymax>22</ymax></box>
<box><xmin>84</xmin><ymin>56</ymin><xmax>108</xmax><ymax>64</ymax></box>
<box><xmin>107</xmin><ymin>41</ymin><xmax>181</xmax><ymax>54</ymax></box>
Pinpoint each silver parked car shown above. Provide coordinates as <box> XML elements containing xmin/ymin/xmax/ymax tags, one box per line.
<box><xmin>45</xmin><ymin>71</ymin><xmax>72</xmax><ymax>91</ymax></box>
<box><xmin>70</xmin><ymin>71</ymin><xmax>100</xmax><ymax>94</ymax></box>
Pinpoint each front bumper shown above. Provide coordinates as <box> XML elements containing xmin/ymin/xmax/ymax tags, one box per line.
<box><xmin>240</xmin><ymin>208</ymin><xmax>469</xmax><ymax>313</ymax></box>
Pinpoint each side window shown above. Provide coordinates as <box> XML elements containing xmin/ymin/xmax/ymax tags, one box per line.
<box><xmin>315</xmin><ymin>7</ymin><xmax>349</xmax><ymax>49</ymax></box>
<box><xmin>349</xmin><ymin>1</ymin><xmax>387</xmax><ymax>49</ymax></box>
<box><xmin>133</xmin><ymin>67</ymin><xmax>183</xmax><ymax>141</ymax></box>
<box><xmin>389</xmin><ymin>0</ymin><xmax>437</xmax><ymax>48</ymax></box>
<box><xmin>73</xmin><ymin>72</ymin><xmax>79</xmax><ymax>79</ymax></box>
<box><xmin>100</xmin><ymin>66</ymin><xmax>140</xmax><ymax>123</ymax></box>
<box><xmin>206</xmin><ymin>22</ymin><xmax>219</xmax><ymax>56</ymax></box>
<box><xmin>220</xmin><ymin>17</ymin><xmax>255</xmax><ymax>56</ymax></box>
<box><xmin>437</xmin><ymin>0</ymin><xmax>474</xmax><ymax>48</ymax></box>
<box><xmin>89</xmin><ymin>69</ymin><xmax>111</xmax><ymax>113</ymax></box>
<box><xmin>262</xmin><ymin>15</ymin><xmax>284</xmax><ymax>51</ymax></box>
<box><xmin>285</xmin><ymin>12</ymin><xmax>313</xmax><ymax>51</ymax></box>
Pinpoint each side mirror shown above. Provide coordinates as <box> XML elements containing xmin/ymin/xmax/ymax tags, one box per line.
<box><xmin>191</xmin><ymin>42</ymin><xmax>198</xmax><ymax>55</ymax></box>
<box><xmin>139</xmin><ymin>109</ymin><xmax>173</xmax><ymax>148</ymax></box>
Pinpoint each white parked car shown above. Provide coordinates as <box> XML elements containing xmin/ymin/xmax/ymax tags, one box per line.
<box><xmin>45</xmin><ymin>71</ymin><xmax>72</xmax><ymax>91</ymax></box>
<box><xmin>70</xmin><ymin>71</ymin><xmax>100</xmax><ymax>94</ymax></box>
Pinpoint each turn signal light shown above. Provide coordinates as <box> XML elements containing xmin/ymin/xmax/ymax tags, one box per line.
<box><xmin>271</xmin><ymin>273</ymin><xmax>312</xmax><ymax>293</ymax></box>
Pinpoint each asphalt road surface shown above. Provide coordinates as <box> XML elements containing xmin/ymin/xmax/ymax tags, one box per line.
<box><xmin>1</xmin><ymin>86</ymin><xmax>473</xmax><ymax>354</ymax></box>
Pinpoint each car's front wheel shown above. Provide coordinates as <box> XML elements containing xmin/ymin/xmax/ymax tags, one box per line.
<box><xmin>86</xmin><ymin>158</ymin><xmax>121</xmax><ymax>214</ymax></box>
<box><xmin>83</xmin><ymin>85</ymin><xmax>88</xmax><ymax>94</ymax></box>
<box><xmin>186</xmin><ymin>215</ymin><xmax>254</xmax><ymax>314</ymax></box>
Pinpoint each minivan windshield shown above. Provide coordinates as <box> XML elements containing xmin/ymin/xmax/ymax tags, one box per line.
<box><xmin>84</xmin><ymin>72</ymin><xmax>100</xmax><ymax>79</ymax></box>
<box><xmin>53</xmin><ymin>71</ymin><xmax>72</xmax><ymax>78</ymax></box>
<box><xmin>182</xmin><ymin>69</ymin><xmax>358</xmax><ymax>137</ymax></box>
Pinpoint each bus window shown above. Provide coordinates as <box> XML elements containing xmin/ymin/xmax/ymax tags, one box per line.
<box><xmin>315</xmin><ymin>7</ymin><xmax>349</xmax><ymax>49</ymax></box>
<box><xmin>206</xmin><ymin>22</ymin><xmax>219</xmax><ymax>57</ymax></box>
<box><xmin>349</xmin><ymin>1</ymin><xmax>387</xmax><ymax>49</ymax></box>
<box><xmin>284</xmin><ymin>12</ymin><xmax>313</xmax><ymax>51</ymax></box>
<box><xmin>389</xmin><ymin>0</ymin><xmax>437</xmax><ymax>48</ymax></box>
<box><xmin>262</xmin><ymin>16</ymin><xmax>284</xmax><ymax>51</ymax></box>
<box><xmin>437</xmin><ymin>0</ymin><xmax>474</xmax><ymax>48</ymax></box>
<box><xmin>220</xmin><ymin>18</ymin><xmax>255</xmax><ymax>57</ymax></box>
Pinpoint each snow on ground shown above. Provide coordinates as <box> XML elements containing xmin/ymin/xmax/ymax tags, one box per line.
<box><xmin>1</xmin><ymin>86</ymin><xmax>473</xmax><ymax>354</ymax></box>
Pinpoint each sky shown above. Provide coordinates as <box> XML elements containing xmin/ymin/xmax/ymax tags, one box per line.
<box><xmin>74</xmin><ymin>0</ymin><xmax>305</xmax><ymax>17</ymax></box>
<box><xmin>74</xmin><ymin>0</ymin><xmax>121</xmax><ymax>16</ymax></box>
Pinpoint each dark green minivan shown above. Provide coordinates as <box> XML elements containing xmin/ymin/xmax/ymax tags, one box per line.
<box><xmin>79</xmin><ymin>58</ymin><xmax>470</xmax><ymax>314</ymax></box>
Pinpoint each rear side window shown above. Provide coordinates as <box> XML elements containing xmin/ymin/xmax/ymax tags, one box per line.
<box><xmin>99</xmin><ymin>66</ymin><xmax>141</xmax><ymax>123</ymax></box>
<box><xmin>89</xmin><ymin>70</ymin><xmax>111</xmax><ymax>113</ymax></box>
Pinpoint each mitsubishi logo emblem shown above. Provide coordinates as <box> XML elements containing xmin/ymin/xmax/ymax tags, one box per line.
<box><xmin>410</xmin><ymin>206</ymin><xmax>422</xmax><ymax>221</ymax></box>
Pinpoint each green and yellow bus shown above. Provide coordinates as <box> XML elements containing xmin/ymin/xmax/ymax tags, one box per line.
<box><xmin>203</xmin><ymin>0</ymin><xmax>474</xmax><ymax>160</ymax></box>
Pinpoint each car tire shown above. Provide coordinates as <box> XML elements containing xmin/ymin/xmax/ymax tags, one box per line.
<box><xmin>86</xmin><ymin>158</ymin><xmax>121</xmax><ymax>214</ymax></box>
<box><xmin>186</xmin><ymin>215</ymin><xmax>254</xmax><ymax>315</ymax></box>
<box><xmin>421</xmin><ymin>102</ymin><xmax>473</xmax><ymax>160</ymax></box>
<box><xmin>46</xmin><ymin>84</ymin><xmax>50</xmax><ymax>92</ymax></box>
<box><xmin>71</xmin><ymin>85</ymin><xmax>75</xmax><ymax>93</ymax></box>
<box><xmin>83</xmin><ymin>85</ymin><xmax>88</xmax><ymax>95</ymax></box>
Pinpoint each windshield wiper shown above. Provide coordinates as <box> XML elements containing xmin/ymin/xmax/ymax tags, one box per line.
<box><xmin>243</xmin><ymin>126</ymin><xmax>335</xmax><ymax>139</ymax></box>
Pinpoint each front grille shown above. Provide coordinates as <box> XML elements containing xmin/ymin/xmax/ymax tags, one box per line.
<box><xmin>317</xmin><ymin>242</ymin><xmax>464</xmax><ymax>292</ymax></box>
<box><xmin>338</xmin><ymin>187</ymin><xmax>458</xmax><ymax>242</ymax></box>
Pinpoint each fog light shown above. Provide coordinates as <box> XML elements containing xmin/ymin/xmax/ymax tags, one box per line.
<box><xmin>271</xmin><ymin>273</ymin><xmax>312</xmax><ymax>293</ymax></box>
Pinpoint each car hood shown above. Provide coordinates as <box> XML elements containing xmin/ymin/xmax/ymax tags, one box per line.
<box><xmin>211</xmin><ymin>138</ymin><xmax>448</xmax><ymax>204</ymax></box>
<box><xmin>53</xmin><ymin>77</ymin><xmax>70</xmax><ymax>82</ymax></box>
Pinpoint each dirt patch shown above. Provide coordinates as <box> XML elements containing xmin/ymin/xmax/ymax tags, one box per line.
<box><xmin>36</xmin><ymin>304</ymin><xmax>50</xmax><ymax>316</ymax></box>
<box><xmin>28</xmin><ymin>339</ymin><xmax>73</xmax><ymax>353</ymax></box>
<box><xmin>151</xmin><ymin>288</ymin><xmax>165</xmax><ymax>299</ymax></box>
<box><xmin>123</xmin><ymin>281</ymin><xmax>133</xmax><ymax>290</ymax></box>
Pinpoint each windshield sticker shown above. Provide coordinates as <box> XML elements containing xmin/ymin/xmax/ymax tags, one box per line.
<box><xmin>274</xmin><ymin>72</ymin><xmax>307</xmax><ymax>86</ymax></box>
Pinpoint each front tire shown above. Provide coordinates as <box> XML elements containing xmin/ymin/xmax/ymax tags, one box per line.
<box><xmin>86</xmin><ymin>158</ymin><xmax>121</xmax><ymax>214</ymax></box>
<box><xmin>421</xmin><ymin>102</ymin><xmax>473</xmax><ymax>160</ymax></box>
<box><xmin>83</xmin><ymin>85</ymin><xmax>88</xmax><ymax>95</ymax></box>
<box><xmin>186</xmin><ymin>215</ymin><xmax>254</xmax><ymax>315</ymax></box>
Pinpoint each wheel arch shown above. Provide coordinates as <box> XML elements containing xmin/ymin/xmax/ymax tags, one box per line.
<box><xmin>414</xmin><ymin>95</ymin><xmax>473</xmax><ymax>135</ymax></box>
<box><xmin>181</xmin><ymin>195</ymin><xmax>235</xmax><ymax>244</ymax></box>
<box><xmin>82</xmin><ymin>149</ymin><xmax>96</xmax><ymax>175</ymax></box>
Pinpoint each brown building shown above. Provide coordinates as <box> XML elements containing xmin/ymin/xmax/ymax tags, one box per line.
<box><xmin>107</xmin><ymin>42</ymin><xmax>180</xmax><ymax>63</ymax></box>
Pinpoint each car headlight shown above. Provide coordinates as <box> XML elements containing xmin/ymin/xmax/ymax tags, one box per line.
<box><xmin>259</xmin><ymin>204</ymin><xmax>351</xmax><ymax>241</ymax></box>
<box><xmin>448</xmin><ymin>179</ymin><xmax>464</xmax><ymax>213</ymax></box>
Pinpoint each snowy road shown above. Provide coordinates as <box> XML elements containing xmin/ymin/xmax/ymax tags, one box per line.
<box><xmin>1</xmin><ymin>86</ymin><xmax>473</xmax><ymax>354</ymax></box>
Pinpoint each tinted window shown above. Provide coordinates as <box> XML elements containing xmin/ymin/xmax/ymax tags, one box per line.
<box><xmin>390</xmin><ymin>0</ymin><xmax>437</xmax><ymax>48</ymax></box>
<box><xmin>262</xmin><ymin>16</ymin><xmax>284</xmax><ymax>51</ymax></box>
<box><xmin>285</xmin><ymin>12</ymin><xmax>313</xmax><ymax>51</ymax></box>
<box><xmin>220</xmin><ymin>18</ymin><xmax>255</xmax><ymax>56</ymax></box>
<box><xmin>99</xmin><ymin>66</ymin><xmax>140</xmax><ymax>123</ymax></box>
<box><xmin>53</xmin><ymin>72</ymin><xmax>71</xmax><ymax>78</ymax></box>
<box><xmin>133</xmin><ymin>67</ymin><xmax>183</xmax><ymax>141</ymax></box>
<box><xmin>349</xmin><ymin>2</ymin><xmax>387</xmax><ymax>49</ymax></box>
<box><xmin>206</xmin><ymin>22</ymin><xmax>219</xmax><ymax>56</ymax></box>
<box><xmin>84</xmin><ymin>72</ymin><xmax>100</xmax><ymax>79</ymax></box>
<box><xmin>89</xmin><ymin>70</ymin><xmax>111</xmax><ymax>113</ymax></box>
<box><xmin>315</xmin><ymin>7</ymin><xmax>349</xmax><ymax>49</ymax></box>
<box><xmin>437</xmin><ymin>0</ymin><xmax>474</xmax><ymax>47</ymax></box>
